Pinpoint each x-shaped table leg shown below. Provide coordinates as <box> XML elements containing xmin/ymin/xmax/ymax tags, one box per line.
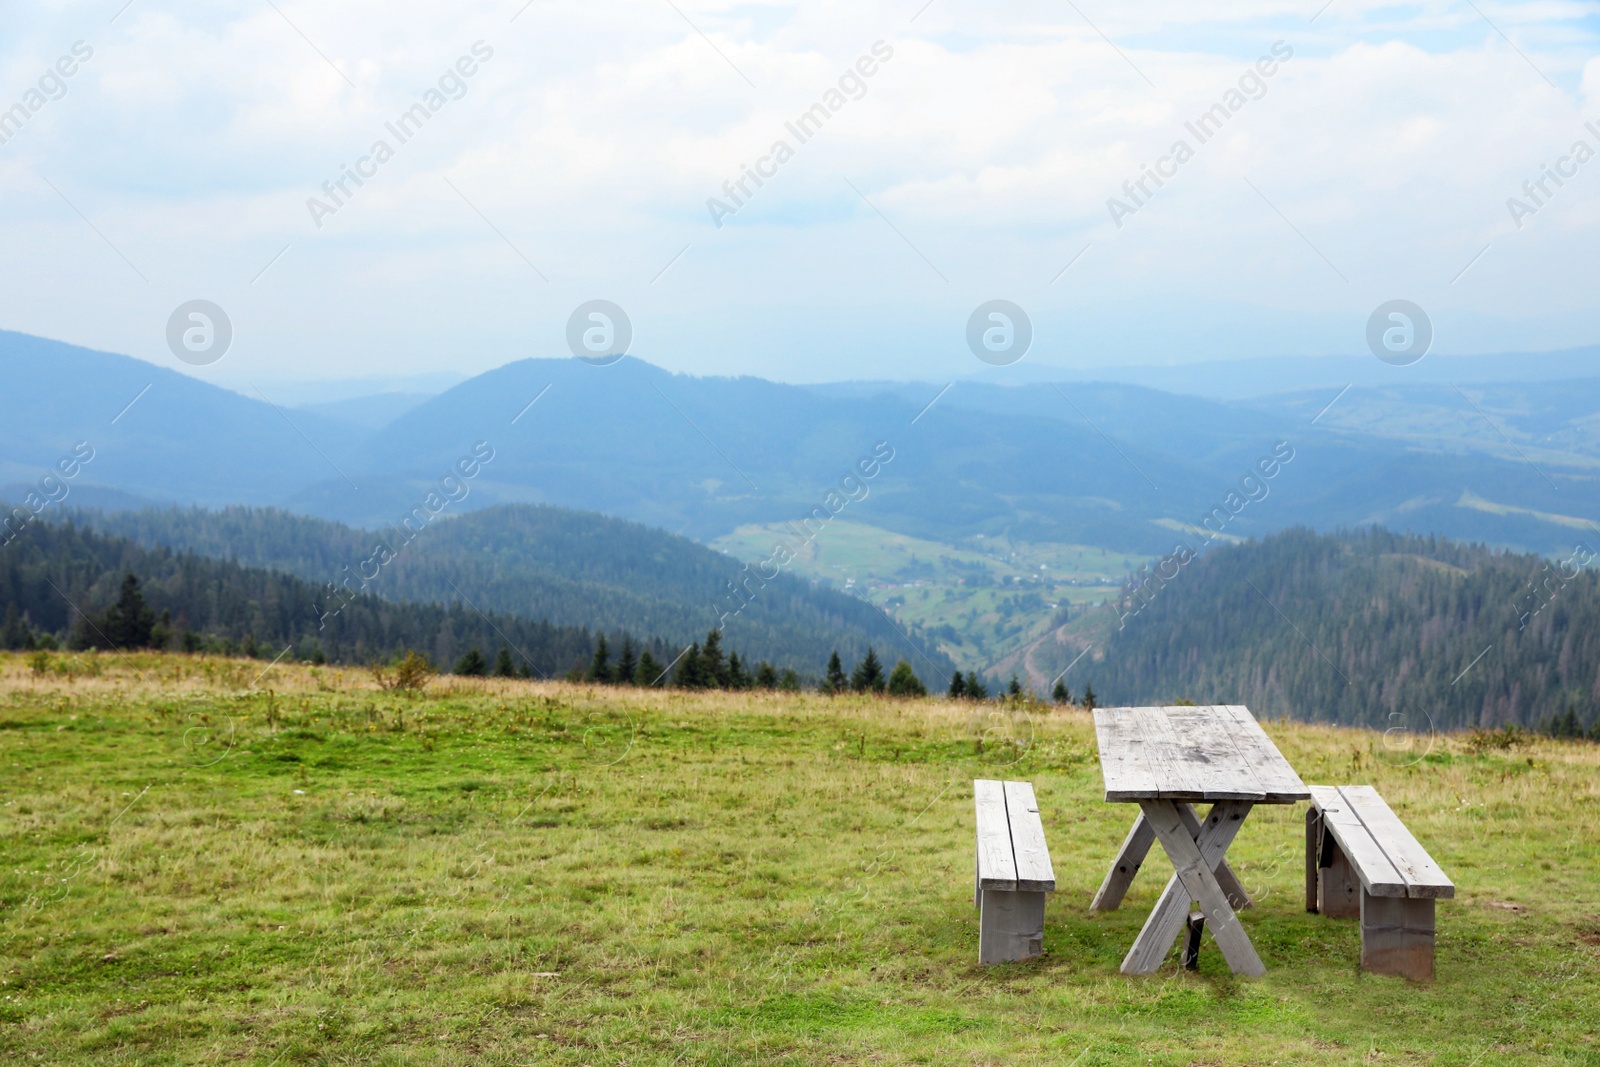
<box><xmin>1120</xmin><ymin>799</ymin><xmax>1264</xmax><ymax>976</ymax></box>
<box><xmin>1092</xmin><ymin>804</ymin><xmax>1252</xmax><ymax>911</ymax></box>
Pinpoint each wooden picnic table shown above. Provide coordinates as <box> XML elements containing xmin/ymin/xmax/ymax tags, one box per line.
<box><xmin>1090</xmin><ymin>704</ymin><xmax>1309</xmax><ymax>976</ymax></box>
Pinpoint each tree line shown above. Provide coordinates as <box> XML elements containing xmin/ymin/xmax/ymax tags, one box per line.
<box><xmin>0</xmin><ymin>519</ymin><xmax>992</xmax><ymax>698</ymax></box>
<box><xmin>72</xmin><ymin>503</ymin><xmax>955</xmax><ymax>676</ymax></box>
<box><xmin>1</xmin><ymin>515</ymin><xmax>1097</xmax><ymax>703</ymax></box>
<box><xmin>0</xmin><ymin>518</ymin><xmax>673</xmax><ymax>678</ymax></box>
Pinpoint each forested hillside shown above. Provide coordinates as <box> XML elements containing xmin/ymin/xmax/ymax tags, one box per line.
<box><xmin>1089</xmin><ymin>527</ymin><xmax>1600</xmax><ymax>732</ymax></box>
<box><xmin>0</xmin><ymin>518</ymin><xmax>676</xmax><ymax>678</ymax></box>
<box><xmin>72</xmin><ymin>504</ymin><xmax>952</xmax><ymax>676</ymax></box>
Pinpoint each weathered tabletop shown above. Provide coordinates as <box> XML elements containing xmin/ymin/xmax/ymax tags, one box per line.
<box><xmin>1092</xmin><ymin>704</ymin><xmax>1309</xmax><ymax>804</ymax></box>
<box><xmin>1090</xmin><ymin>705</ymin><xmax>1308</xmax><ymax>976</ymax></box>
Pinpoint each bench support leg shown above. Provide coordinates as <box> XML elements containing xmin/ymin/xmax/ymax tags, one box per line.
<box><xmin>979</xmin><ymin>889</ymin><xmax>1046</xmax><ymax>964</ymax></box>
<box><xmin>1361</xmin><ymin>892</ymin><xmax>1435</xmax><ymax>981</ymax></box>
<box><xmin>1305</xmin><ymin>806</ymin><xmax>1322</xmax><ymax>913</ymax></box>
<box><xmin>1318</xmin><ymin>838</ymin><xmax>1362</xmax><ymax>919</ymax></box>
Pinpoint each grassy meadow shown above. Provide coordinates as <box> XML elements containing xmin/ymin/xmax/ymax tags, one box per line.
<box><xmin>711</xmin><ymin>520</ymin><xmax>1140</xmax><ymax>672</ymax></box>
<box><xmin>2</xmin><ymin>651</ymin><xmax>1598</xmax><ymax>1065</ymax></box>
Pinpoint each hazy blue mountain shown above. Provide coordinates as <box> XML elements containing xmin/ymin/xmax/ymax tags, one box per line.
<box><xmin>1248</xmin><ymin>379</ymin><xmax>1600</xmax><ymax>464</ymax></box>
<box><xmin>3</xmin><ymin>329</ymin><xmax>1596</xmax><ymax>560</ymax></box>
<box><xmin>321</xmin><ymin>357</ymin><xmax>1596</xmax><ymax>556</ymax></box>
<box><xmin>0</xmin><ymin>330</ymin><xmax>364</xmax><ymax>507</ymax></box>
<box><xmin>953</xmin><ymin>346</ymin><xmax>1600</xmax><ymax>400</ymax></box>
<box><xmin>294</xmin><ymin>393</ymin><xmax>436</xmax><ymax>431</ymax></box>
<box><xmin>306</xmin><ymin>355</ymin><xmax>1221</xmax><ymax>551</ymax></box>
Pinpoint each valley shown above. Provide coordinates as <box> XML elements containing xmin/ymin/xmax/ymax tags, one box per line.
<box><xmin>712</xmin><ymin>521</ymin><xmax>1138</xmax><ymax>673</ymax></box>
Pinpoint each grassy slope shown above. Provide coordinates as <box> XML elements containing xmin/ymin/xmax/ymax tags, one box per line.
<box><xmin>1</xmin><ymin>653</ymin><xmax>1597</xmax><ymax>1066</ymax></box>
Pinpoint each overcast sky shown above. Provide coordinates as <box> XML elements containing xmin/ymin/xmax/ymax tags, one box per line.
<box><xmin>2</xmin><ymin>0</ymin><xmax>1598</xmax><ymax>389</ymax></box>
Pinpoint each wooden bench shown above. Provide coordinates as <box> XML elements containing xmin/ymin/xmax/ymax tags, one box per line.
<box><xmin>974</xmin><ymin>779</ymin><xmax>1056</xmax><ymax>964</ymax></box>
<box><xmin>1306</xmin><ymin>785</ymin><xmax>1454</xmax><ymax>980</ymax></box>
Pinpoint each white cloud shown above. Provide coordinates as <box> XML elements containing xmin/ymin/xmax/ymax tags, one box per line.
<box><xmin>0</xmin><ymin>0</ymin><xmax>1596</xmax><ymax>386</ymax></box>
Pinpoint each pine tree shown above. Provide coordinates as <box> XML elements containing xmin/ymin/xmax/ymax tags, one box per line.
<box><xmin>3</xmin><ymin>605</ymin><xmax>29</xmax><ymax>650</ymax></box>
<box><xmin>851</xmin><ymin>647</ymin><xmax>885</xmax><ymax>693</ymax></box>
<box><xmin>674</xmin><ymin>643</ymin><xmax>703</xmax><ymax>688</ymax></box>
<box><xmin>589</xmin><ymin>634</ymin><xmax>613</xmax><ymax>683</ymax></box>
<box><xmin>1007</xmin><ymin>674</ymin><xmax>1023</xmax><ymax>698</ymax></box>
<box><xmin>887</xmin><ymin>659</ymin><xmax>926</xmax><ymax>697</ymax></box>
<box><xmin>616</xmin><ymin>638</ymin><xmax>638</xmax><ymax>687</ymax></box>
<box><xmin>101</xmin><ymin>573</ymin><xmax>155</xmax><ymax>649</ymax></box>
<box><xmin>493</xmin><ymin>643</ymin><xmax>516</xmax><ymax>677</ymax></box>
<box><xmin>454</xmin><ymin>648</ymin><xmax>488</xmax><ymax>676</ymax></box>
<box><xmin>1051</xmin><ymin>678</ymin><xmax>1070</xmax><ymax>704</ymax></box>
<box><xmin>701</xmin><ymin>630</ymin><xmax>728</xmax><ymax>688</ymax></box>
<box><xmin>967</xmin><ymin>674</ymin><xmax>989</xmax><ymax>700</ymax></box>
<box><xmin>778</xmin><ymin>667</ymin><xmax>801</xmax><ymax>692</ymax></box>
<box><xmin>949</xmin><ymin>671</ymin><xmax>967</xmax><ymax>699</ymax></box>
<box><xmin>150</xmin><ymin>610</ymin><xmax>172</xmax><ymax>651</ymax></box>
<box><xmin>1081</xmin><ymin>684</ymin><xmax>1097</xmax><ymax>712</ymax></box>
<box><xmin>824</xmin><ymin>649</ymin><xmax>848</xmax><ymax>694</ymax></box>
<box><xmin>755</xmin><ymin>661</ymin><xmax>778</xmax><ymax>689</ymax></box>
<box><xmin>636</xmin><ymin>649</ymin><xmax>663</xmax><ymax>686</ymax></box>
<box><xmin>727</xmin><ymin>652</ymin><xmax>752</xmax><ymax>689</ymax></box>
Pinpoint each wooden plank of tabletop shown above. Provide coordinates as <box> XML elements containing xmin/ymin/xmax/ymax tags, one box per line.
<box><xmin>1004</xmin><ymin>780</ymin><xmax>1057</xmax><ymax>893</ymax></box>
<box><xmin>1339</xmin><ymin>785</ymin><xmax>1455</xmax><ymax>899</ymax></box>
<box><xmin>1131</xmin><ymin>706</ymin><xmax>1208</xmax><ymax>801</ymax></box>
<box><xmin>1217</xmin><ymin>705</ymin><xmax>1310</xmax><ymax>802</ymax></box>
<box><xmin>1094</xmin><ymin>708</ymin><xmax>1161</xmax><ymax>801</ymax></box>
<box><xmin>974</xmin><ymin>779</ymin><xmax>1018</xmax><ymax>891</ymax></box>
<box><xmin>1164</xmin><ymin>705</ymin><xmax>1267</xmax><ymax>800</ymax></box>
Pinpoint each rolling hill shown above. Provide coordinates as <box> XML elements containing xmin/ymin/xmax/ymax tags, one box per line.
<box><xmin>1064</xmin><ymin>526</ymin><xmax>1600</xmax><ymax>732</ymax></box>
<box><xmin>66</xmin><ymin>503</ymin><xmax>955</xmax><ymax>678</ymax></box>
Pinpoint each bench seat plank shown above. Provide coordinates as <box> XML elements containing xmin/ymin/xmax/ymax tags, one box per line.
<box><xmin>1339</xmin><ymin>786</ymin><xmax>1455</xmax><ymax>900</ymax></box>
<box><xmin>1309</xmin><ymin>785</ymin><xmax>1407</xmax><ymax>898</ymax></box>
<box><xmin>1004</xmin><ymin>781</ymin><xmax>1056</xmax><ymax>893</ymax></box>
<box><xmin>975</xmin><ymin>779</ymin><xmax>1018</xmax><ymax>891</ymax></box>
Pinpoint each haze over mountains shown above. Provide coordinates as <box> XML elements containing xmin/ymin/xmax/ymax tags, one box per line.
<box><xmin>4</xmin><ymin>329</ymin><xmax>1596</xmax><ymax>559</ymax></box>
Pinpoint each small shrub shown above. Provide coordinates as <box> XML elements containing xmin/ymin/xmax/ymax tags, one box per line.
<box><xmin>1466</xmin><ymin>725</ymin><xmax>1526</xmax><ymax>754</ymax></box>
<box><xmin>26</xmin><ymin>650</ymin><xmax>51</xmax><ymax>676</ymax></box>
<box><xmin>373</xmin><ymin>650</ymin><xmax>434</xmax><ymax>692</ymax></box>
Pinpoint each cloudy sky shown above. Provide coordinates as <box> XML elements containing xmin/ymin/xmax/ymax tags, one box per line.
<box><xmin>1</xmin><ymin>0</ymin><xmax>1598</xmax><ymax>388</ymax></box>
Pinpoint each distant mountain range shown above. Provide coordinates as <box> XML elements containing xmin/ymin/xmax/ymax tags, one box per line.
<box><xmin>4</xmin><ymin>328</ymin><xmax>1594</xmax><ymax>561</ymax></box>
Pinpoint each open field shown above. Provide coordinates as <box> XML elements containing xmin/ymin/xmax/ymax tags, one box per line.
<box><xmin>711</xmin><ymin>521</ymin><xmax>1141</xmax><ymax>671</ymax></box>
<box><xmin>2</xmin><ymin>652</ymin><xmax>1599</xmax><ymax>1065</ymax></box>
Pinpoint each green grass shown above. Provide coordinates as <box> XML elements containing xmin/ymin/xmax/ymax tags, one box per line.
<box><xmin>3</xmin><ymin>652</ymin><xmax>1599</xmax><ymax>1065</ymax></box>
<box><xmin>711</xmin><ymin>521</ymin><xmax>1142</xmax><ymax>670</ymax></box>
